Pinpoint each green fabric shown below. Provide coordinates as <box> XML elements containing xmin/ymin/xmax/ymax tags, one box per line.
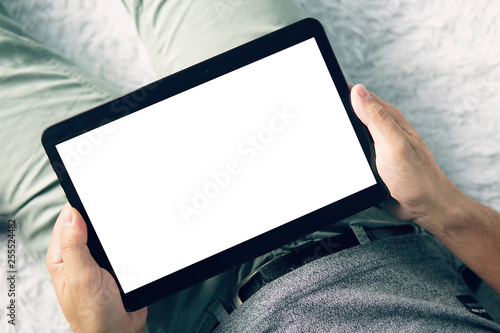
<box><xmin>0</xmin><ymin>3</ymin><xmax>119</xmax><ymax>267</ymax></box>
<box><xmin>121</xmin><ymin>0</ymin><xmax>307</xmax><ymax>77</ymax></box>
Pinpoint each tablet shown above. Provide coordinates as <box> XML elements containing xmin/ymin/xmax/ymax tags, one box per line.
<box><xmin>42</xmin><ymin>18</ymin><xmax>388</xmax><ymax>311</ymax></box>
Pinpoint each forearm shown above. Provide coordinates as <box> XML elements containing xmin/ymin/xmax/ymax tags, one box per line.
<box><xmin>349</xmin><ymin>85</ymin><xmax>500</xmax><ymax>294</ymax></box>
<box><xmin>418</xmin><ymin>189</ymin><xmax>500</xmax><ymax>294</ymax></box>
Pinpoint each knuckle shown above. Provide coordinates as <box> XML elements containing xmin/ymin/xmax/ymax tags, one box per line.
<box><xmin>368</xmin><ymin>100</ymin><xmax>388</xmax><ymax>121</ymax></box>
<box><xmin>60</xmin><ymin>234</ymin><xmax>76</xmax><ymax>252</ymax></box>
<box><xmin>45</xmin><ymin>252</ymin><xmax>52</xmax><ymax>270</ymax></box>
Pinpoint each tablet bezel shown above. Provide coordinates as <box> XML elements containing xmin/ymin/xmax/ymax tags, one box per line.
<box><xmin>42</xmin><ymin>18</ymin><xmax>388</xmax><ymax>311</ymax></box>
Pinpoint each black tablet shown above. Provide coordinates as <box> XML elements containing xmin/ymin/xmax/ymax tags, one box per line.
<box><xmin>42</xmin><ymin>18</ymin><xmax>388</xmax><ymax>311</ymax></box>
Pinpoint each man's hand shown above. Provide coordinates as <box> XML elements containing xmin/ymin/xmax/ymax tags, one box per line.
<box><xmin>350</xmin><ymin>84</ymin><xmax>463</xmax><ymax>234</ymax></box>
<box><xmin>46</xmin><ymin>203</ymin><xmax>147</xmax><ymax>333</ymax></box>
<box><xmin>350</xmin><ymin>84</ymin><xmax>500</xmax><ymax>293</ymax></box>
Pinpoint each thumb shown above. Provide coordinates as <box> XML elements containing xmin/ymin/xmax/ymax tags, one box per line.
<box><xmin>350</xmin><ymin>84</ymin><xmax>406</xmax><ymax>147</ymax></box>
<box><xmin>60</xmin><ymin>208</ymin><xmax>96</xmax><ymax>277</ymax></box>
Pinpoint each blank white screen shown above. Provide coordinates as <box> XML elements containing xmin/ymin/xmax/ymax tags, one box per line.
<box><xmin>56</xmin><ymin>38</ymin><xmax>376</xmax><ymax>293</ymax></box>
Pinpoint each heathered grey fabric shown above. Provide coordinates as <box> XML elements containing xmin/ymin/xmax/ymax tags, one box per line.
<box><xmin>215</xmin><ymin>234</ymin><xmax>500</xmax><ymax>332</ymax></box>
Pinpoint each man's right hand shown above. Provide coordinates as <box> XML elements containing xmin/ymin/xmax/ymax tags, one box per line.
<box><xmin>350</xmin><ymin>84</ymin><xmax>500</xmax><ymax>293</ymax></box>
<box><xmin>350</xmin><ymin>84</ymin><xmax>462</xmax><ymax>234</ymax></box>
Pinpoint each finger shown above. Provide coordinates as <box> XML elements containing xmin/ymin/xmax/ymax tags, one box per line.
<box><xmin>46</xmin><ymin>203</ymin><xmax>72</xmax><ymax>279</ymax></box>
<box><xmin>358</xmin><ymin>86</ymin><xmax>419</xmax><ymax>137</ymax></box>
<box><xmin>351</xmin><ymin>84</ymin><xmax>408</xmax><ymax>148</ymax></box>
<box><xmin>59</xmin><ymin>207</ymin><xmax>99</xmax><ymax>280</ymax></box>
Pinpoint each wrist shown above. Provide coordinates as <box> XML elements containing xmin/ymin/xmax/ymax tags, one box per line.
<box><xmin>414</xmin><ymin>177</ymin><xmax>472</xmax><ymax>240</ymax></box>
<box><xmin>416</xmin><ymin>181</ymin><xmax>500</xmax><ymax>293</ymax></box>
<box><xmin>416</xmin><ymin>179</ymin><xmax>497</xmax><ymax>248</ymax></box>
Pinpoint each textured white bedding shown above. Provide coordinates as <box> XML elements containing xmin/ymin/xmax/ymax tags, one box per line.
<box><xmin>0</xmin><ymin>0</ymin><xmax>499</xmax><ymax>331</ymax></box>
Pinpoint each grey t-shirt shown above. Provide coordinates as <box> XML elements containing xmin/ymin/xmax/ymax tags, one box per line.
<box><xmin>215</xmin><ymin>234</ymin><xmax>500</xmax><ymax>332</ymax></box>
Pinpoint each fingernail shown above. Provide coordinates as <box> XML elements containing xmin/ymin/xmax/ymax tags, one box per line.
<box><xmin>357</xmin><ymin>84</ymin><xmax>371</xmax><ymax>99</ymax></box>
<box><xmin>63</xmin><ymin>211</ymin><xmax>73</xmax><ymax>226</ymax></box>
